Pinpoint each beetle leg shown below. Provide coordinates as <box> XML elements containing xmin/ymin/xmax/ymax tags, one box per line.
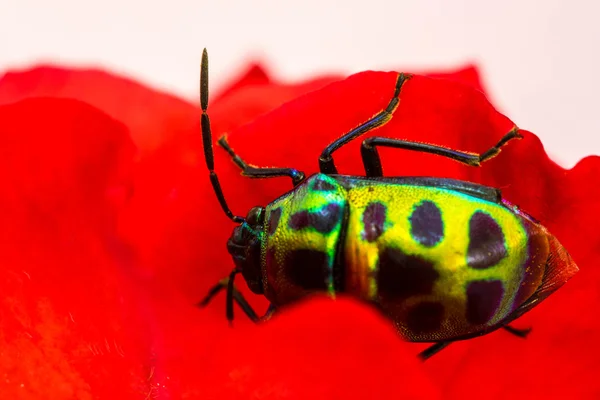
<box><xmin>360</xmin><ymin>127</ymin><xmax>522</xmax><ymax>177</ymax></box>
<box><xmin>261</xmin><ymin>304</ymin><xmax>277</xmax><ymax>321</ymax></box>
<box><xmin>418</xmin><ymin>341</ymin><xmax>452</xmax><ymax>361</ymax></box>
<box><xmin>197</xmin><ymin>276</ymin><xmax>260</xmax><ymax>323</ymax></box>
<box><xmin>319</xmin><ymin>73</ymin><xmax>411</xmax><ymax>174</ymax></box>
<box><xmin>503</xmin><ymin>324</ymin><xmax>532</xmax><ymax>338</ymax></box>
<box><xmin>218</xmin><ymin>136</ymin><xmax>306</xmax><ymax>187</ymax></box>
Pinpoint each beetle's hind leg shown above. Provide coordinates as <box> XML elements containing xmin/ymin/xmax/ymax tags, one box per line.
<box><xmin>218</xmin><ymin>136</ymin><xmax>305</xmax><ymax>187</ymax></box>
<box><xmin>503</xmin><ymin>324</ymin><xmax>532</xmax><ymax>338</ymax></box>
<box><xmin>261</xmin><ymin>303</ymin><xmax>277</xmax><ymax>321</ymax></box>
<box><xmin>360</xmin><ymin>127</ymin><xmax>522</xmax><ymax>177</ymax></box>
<box><xmin>417</xmin><ymin>323</ymin><xmax>530</xmax><ymax>361</ymax></box>
<box><xmin>198</xmin><ymin>276</ymin><xmax>260</xmax><ymax>323</ymax></box>
<box><xmin>318</xmin><ymin>73</ymin><xmax>411</xmax><ymax>174</ymax></box>
<box><xmin>418</xmin><ymin>341</ymin><xmax>452</xmax><ymax>361</ymax></box>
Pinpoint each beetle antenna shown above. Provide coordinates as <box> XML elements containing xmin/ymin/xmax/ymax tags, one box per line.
<box><xmin>200</xmin><ymin>48</ymin><xmax>245</xmax><ymax>223</ymax></box>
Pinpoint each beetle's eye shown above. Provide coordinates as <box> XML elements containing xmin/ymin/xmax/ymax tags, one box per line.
<box><xmin>246</xmin><ymin>206</ymin><xmax>265</xmax><ymax>226</ymax></box>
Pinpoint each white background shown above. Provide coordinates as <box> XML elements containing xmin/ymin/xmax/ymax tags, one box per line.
<box><xmin>1</xmin><ymin>0</ymin><xmax>598</xmax><ymax>167</ymax></box>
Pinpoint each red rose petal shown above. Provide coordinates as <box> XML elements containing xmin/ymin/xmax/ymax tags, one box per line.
<box><xmin>200</xmin><ymin>297</ymin><xmax>440</xmax><ymax>399</ymax></box>
<box><xmin>0</xmin><ymin>98</ymin><xmax>157</xmax><ymax>398</ymax></box>
<box><xmin>0</xmin><ymin>64</ymin><xmax>338</xmax><ymax>157</ymax></box>
<box><xmin>425</xmin><ymin>64</ymin><xmax>487</xmax><ymax>93</ymax></box>
<box><xmin>118</xmin><ymin>64</ymin><xmax>491</xmax><ymax>302</ymax></box>
<box><xmin>0</xmin><ymin>66</ymin><xmax>197</xmax><ymax>156</ymax></box>
<box><xmin>428</xmin><ymin>154</ymin><xmax>600</xmax><ymax>399</ymax></box>
<box><xmin>0</xmin><ymin>62</ymin><xmax>489</xmax><ymax>304</ymax></box>
<box><xmin>118</xmin><ymin>64</ymin><xmax>490</xmax><ymax>303</ymax></box>
<box><xmin>2</xmin><ymin>59</ymin><xmax>597</xmax><ymax>398</ymax></box>
<box><xmin>218</xmin><ymin>70</ymin><xmax>597</xmax><ymax>397</ymax></box>
<box><xmin>211</xmin><ymin>63</ymin><xmax>272</xmax><ymax>102</ymax></box>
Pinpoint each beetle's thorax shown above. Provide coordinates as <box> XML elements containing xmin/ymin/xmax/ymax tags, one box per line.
<box><xmin>226</xmin><ymin>206</ymin><xmax>265</xmax><ymax>294</ymax></box>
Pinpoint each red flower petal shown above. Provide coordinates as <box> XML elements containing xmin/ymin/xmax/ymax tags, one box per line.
<box><xmin>219</xmin><ymin>71</ymin><xmax>598</xmax><ymax>397</ymax></box>
<box><xmin>0</xmin><ymin>98</ymin><xmax>156</xmax><ymax>398</ymax></box>
<box><xmin>201</xmin><ymin>297</ymin><xmax>440</xmax><ymax>399</ymax></box>
<box><xmin>0</xmin><ymin>66</ymin><xmax>197</xmax><ymax>156</ymax></box>
<box><xmin>0</xmin><ymin>64</ymin><xmax>342</xmax><ymax>300</ymax></box>
<box><xmin>0</xmin><ymin>64</ymin><xmax>338</xmax><ymax>155</ymax></box>
<box><xmin>2</xmin><ymin>59</ymin><xmax>597</xmax><ymax>398</ymax></box>
<box><xmin>0</xmin><ymin>63</ymin><xmax>486</xmax><ymax>303</ymax></box>
<box><xmin>431</xmin><ymin>153</ymin><xmax>600</xmax><ymax>399</ymax></box>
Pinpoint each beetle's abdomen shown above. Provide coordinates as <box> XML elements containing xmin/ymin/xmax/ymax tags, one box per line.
<box><xmin>261</xmin><ymin>174</ymin><xmax>347</xmax><ymax>306</ymax></box>
<box><xmin>343</xmin><ymin>184</ymin><xmax>550</xmax><ymax>341</ymax></box>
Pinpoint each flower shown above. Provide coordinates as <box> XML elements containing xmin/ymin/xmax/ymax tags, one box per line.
<box><xmin>0</xmin><ymin>58</ymin><xmax>598</xmax><ymax>399</ymax></box>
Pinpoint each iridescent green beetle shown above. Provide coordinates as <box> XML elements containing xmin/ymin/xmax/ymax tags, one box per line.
<box><xmin>198</xmin><ymin>49</ymin><xmax>578</xmax><ymax>360</ymax></box>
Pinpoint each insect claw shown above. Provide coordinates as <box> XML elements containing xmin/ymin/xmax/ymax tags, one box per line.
<box><xmin>503</xmin><ymin>325</ymin><xmax>532</xmax><ymax>338</ymax></box>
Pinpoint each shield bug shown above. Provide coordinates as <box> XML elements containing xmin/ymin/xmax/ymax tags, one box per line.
<box><xmin>198</xmin><ymin>49</ymin><xmax>578</xmax><ymax>360</ymax></box>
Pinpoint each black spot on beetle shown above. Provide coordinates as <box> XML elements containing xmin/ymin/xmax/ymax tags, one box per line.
<box><xmin>286</xmin><ymin>249</ymin><xmax>330</xmax><ymax>290</ymax></box>
<box><xmin>467</xmin><ymin>211</ymin><xmax>507</xmax><ymax>269</ymax></box>
<box><xmin>312</xmin><ymin>178</ymin><xmax>336</xmax><ymax>191</ymax></box>
<box><xmin>466</xmin><ymin>280</ymin><xmax>504</xmax><ymax>324</ymax></box>
<box><xmin>406</xmin><ymin>301</ymin><xmax>445</xmax><ymax>334</ymax></box>
<box><xmin>377</xmin><ymin>247</ymin><xmax>439</xmax><ymax>299</ymax></box>
<box><xmin>409</xmin><ymin>200</ymin><xmax>444</xmax><ymax>247</ymax></box>
<box><xmin>289</xmin><ymin>211</ymin><xmax>310</xmax><ymax>230</ymax></box>
<box><xmin>268</xmin><ymin>207</ymin><xmax>282</xmax><ymax>236</ymax></box>
<box><xmin>362</xmin><ymin>202</ymin><xmax>387</xmax><ymax>242</ymax></box>
<box><xmin>313</xmin><ymin>203</ymin><xmax>342</xmax><ymax>233</ymax></box>
<box><xmin>288</xmin><ymin>203</ymin><xmax>341</xmax><ymax>234</ymax></box>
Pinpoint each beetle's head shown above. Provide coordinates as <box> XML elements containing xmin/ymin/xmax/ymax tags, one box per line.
<box><xmin>226</xmin><ymin>206</ymin><xmax>265</xmax><ymax>294</ymax></box>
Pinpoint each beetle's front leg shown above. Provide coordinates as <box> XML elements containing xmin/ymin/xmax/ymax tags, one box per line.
<box><xmin>198</xmin><ymin>277</ymin><xmax>260</xmax><ymax>323</ymax></box>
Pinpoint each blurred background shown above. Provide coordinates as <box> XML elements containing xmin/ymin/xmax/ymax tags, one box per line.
<box><xmin>1</xmin><ymin>0</ymin><xmax>597</xmax><ymax>168</ymax></box>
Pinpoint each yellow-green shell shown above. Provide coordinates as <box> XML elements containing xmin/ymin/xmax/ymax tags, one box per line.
<box><xmin>260</xmin><ymin>173</ymin><xmax>576</xmax><ymax>341</ymax></box>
